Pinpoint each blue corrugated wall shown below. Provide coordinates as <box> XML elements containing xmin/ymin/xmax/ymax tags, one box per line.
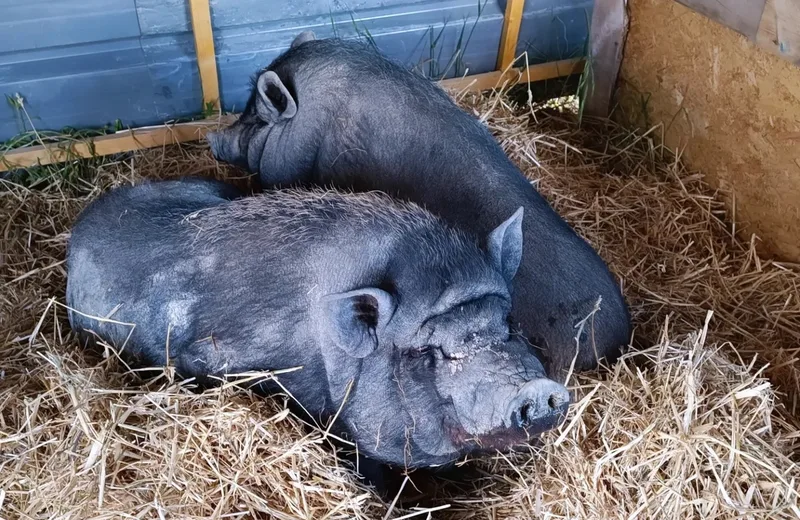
<box><xmin>0</xmin><ymin>0</ymin><xmax>592</xmax><ymax>142</ymax></box>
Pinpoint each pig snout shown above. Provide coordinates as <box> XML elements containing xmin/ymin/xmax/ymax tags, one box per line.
<box><xmin>206</xmin><ymin>128</ymin><xmax>240</xmax><ymax>165</ymax></box>
<box><xmin>509</xmin><ymin>378</ymin><xmax>570</xmax><ymax>431</ymax></box>
<box><xmin>206</xmin><ymin>130</ymin><xmax>222</xmax><ymax>158</ymax></box>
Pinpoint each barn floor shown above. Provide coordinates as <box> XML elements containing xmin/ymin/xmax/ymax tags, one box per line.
<box><xmin>1</xmin><ymin>91</ymin><xmax>799</xmax><ymax>519</ymax></box>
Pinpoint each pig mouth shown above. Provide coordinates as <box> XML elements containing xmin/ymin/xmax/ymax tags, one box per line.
<box><xmin>446</xmin><ymin>423</ymin><xmax>531</xmax><ymax>453</ymax></box>
<box><xmin>444</xmin><ymin>411</ymin><xmax>566</xmax><ymax>454</ymax></box>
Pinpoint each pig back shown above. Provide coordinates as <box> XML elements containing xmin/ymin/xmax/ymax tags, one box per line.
<box><xmin>65</xmin><ymin>182</ymin><xmax>450</xmax><ymax>378</ymax></box>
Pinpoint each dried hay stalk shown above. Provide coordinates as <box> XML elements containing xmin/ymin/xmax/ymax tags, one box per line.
<box><xmin>479</xmin><ymin>93</ymin><xmax>800</xmax><ymax>416</ymax></box>
<box><xmin>1</xmin><ymin>303</ymin><xmax>382</xmax><ymax>519</ymax></box>
<box><xmin>1</xmin><ymin>91</ymin><xmax>799</xmax><ymax>519</ymax></box>
<box><xmin>441</xmin><ymin>312</ymin><xmax>800</xmax><ymax>519</ymax></box>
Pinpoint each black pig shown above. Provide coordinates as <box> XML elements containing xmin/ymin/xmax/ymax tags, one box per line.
<box><xmin>66</xmin><ymin>178</ymin><xmax>570</xmax><ymax>469</ymax></box>
<box><xmin>207</xmin><ymin>33</ymin><xmax>631</xmax><ymax>378</ymax></box>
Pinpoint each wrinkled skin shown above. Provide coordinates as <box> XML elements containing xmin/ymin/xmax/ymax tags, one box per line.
<box><xmin>66</xmin><ymin>178</ymin><xmax>570</xmax><ymax>469</ymax></box>
<box><xmin>207</xmin><ymin>33</ymin><xmax>631</xmax><ymax>379</ymax></box>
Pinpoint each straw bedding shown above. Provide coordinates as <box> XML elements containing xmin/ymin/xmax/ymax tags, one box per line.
<box><xmin>1</xmin><ymin>91</ymin><xmax>799</xmax><ymax>519</ymax></box>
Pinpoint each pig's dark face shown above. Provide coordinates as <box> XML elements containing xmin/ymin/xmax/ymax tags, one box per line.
<box><xmin>314</xmin><ymin>209</ymin><xmax>571</xmax><ymax>468</ymax></box>
<box><xmin>206</xmin><ymin>111</ymin><xmax>262</xmax><ymax>173</ymax></box>
<box><xmin>207</xmin><ymin>32</ymin><xmax>314</xmax><ymax>172</ymax></box>
<box><xmin>206</xmin><ymin>69</ymin><xmax>294</xmax><ymax>174</ymax></box>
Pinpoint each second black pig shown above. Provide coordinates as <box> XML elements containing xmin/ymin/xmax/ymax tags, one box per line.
<box><xmin>207</xmin><ymin>34</ymin><xmax>631</xmax><ymax>378</ymax></box>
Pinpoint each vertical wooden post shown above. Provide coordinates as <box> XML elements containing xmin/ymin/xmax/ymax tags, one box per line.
<box><xmin>497</xmin><ymin>0</ymin><xmax>526</xmax><ymax>71</ymax></box>
<box><xmin>189</xmin><ymin>0</ymin><xmax>221</xmax><ymax>111</ymax></box>
<box><xmin>584</xmin><ymin>0</ymin><xmax>629</xmax><ymax>117</ymax></box>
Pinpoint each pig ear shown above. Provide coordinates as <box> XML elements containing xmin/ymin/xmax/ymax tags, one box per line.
<box><xmin>291</xmin><ymin>30</ymin><xmax>316</xmax><ymax>48</ymax></box>
<box><xmin>321</xmin><ymin>288</ymin><xmax>396</xmax><ymax>358</ymax></box>
<box><xmin>255</xmin><ymin>71</ymin><xmax>298</xmax><ymax>123</ymax></box>
<box><xmin>487</xmin><ymin>207</ymin><xmax>524</xmax><ymax>284</ymax></box>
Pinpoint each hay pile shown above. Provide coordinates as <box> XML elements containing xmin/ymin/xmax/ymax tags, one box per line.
<box><xmin>2</xmin><ymin>91</ymin><xmax>799</xmax><ymax>519</ymax></box>
<box><xmin>441</xmin><ymin>317</ymin><xmax>800</xmax><ymax>518</ymax></box>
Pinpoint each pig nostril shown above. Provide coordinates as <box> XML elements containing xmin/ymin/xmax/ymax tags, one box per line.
<box><xmin>519</xmin><ymin>402</ymin><xmax>533</xmax><ymax>424</ymax></box>
<box><xmin>516</xmin><ymin>385</ymin><xmax>570</xmax><ymax>427</ymax></box>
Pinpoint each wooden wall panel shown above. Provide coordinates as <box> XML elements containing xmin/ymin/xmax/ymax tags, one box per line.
<box><xmin>0</xmin><ymin>0</ymin><xmax>597</xmax><ymax>143</ymax></box>
<box><xmin>617</xmin><ymin>0</ymin><xmax>800</xmax><ymax>260</ymax></box>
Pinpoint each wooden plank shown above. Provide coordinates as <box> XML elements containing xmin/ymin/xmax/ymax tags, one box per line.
<box><xmin>496</xmin><ymin>0</ymin><xmax>526</xmax><ymax>70</ymax></box>
<box><xmin>188</xmin><ymin>0</ymin><xmax>221</xmax><ymax>111</ymax></box>
<box><xmin>0</xmin><ymin>62</ymin><xmax>583</xmax><ymax>172</ymax></box>
<box><xmin>443</xmin><ymin>58</ymin><xmax>585</xmax><ymax>92</ymax></box>
<box><xmin>584</xmin><ymin>0</ymin><xmax>629</xmax><ymax>117</ymax></box>
<box><xmin>0</xmin><ymin>118</ymin><xmax>235</xmax><ymax>172</ymax></box>
<box><xmin>675</xmin><ymin>0</ymin><xmax>766</xmax><ymax>40</ymax></box>
<box><xmin>756</xmin><ymin>0</ymin><xmax>800</xmax><ymax>65</ymax></box>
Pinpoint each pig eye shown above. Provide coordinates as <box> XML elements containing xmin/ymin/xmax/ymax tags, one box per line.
<box><xmin>407</xmin><ymin>345</ymin><xmax>435</xmax><ymax>358</ymax></box>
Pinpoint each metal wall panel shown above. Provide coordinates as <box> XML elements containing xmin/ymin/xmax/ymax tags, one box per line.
<box><xmin>0</xmin><ymin>0</ymin><xmax>590</xmax><ymax>142</ymax></box>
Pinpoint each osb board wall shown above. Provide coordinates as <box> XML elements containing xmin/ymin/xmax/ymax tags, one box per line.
<box><xmin>615</xmin><ymin>0</ymin><xmax>800</xmax><ymax>261</ymax></box>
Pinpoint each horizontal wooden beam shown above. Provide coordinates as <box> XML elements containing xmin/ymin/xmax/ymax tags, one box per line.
<box><xmin>0</xmin><ymin>118</ymin><xmax>235</xmax><ymax>172</ymax></box>
<box><xmin>1</xmin><ymin>61</ymin><xmax>584</xmax><ymax>172</ymax></box>
<box><xmin>441</xmin><ymin>58</ymin><xmax>585</xmax><ymax>92</ymax></box>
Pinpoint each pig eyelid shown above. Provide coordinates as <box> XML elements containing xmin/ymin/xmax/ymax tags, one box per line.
<box><xmin>432</xmin><ymin>292</ymin><xmax>510</xmax><ymax>316</ymax></box>
<box><xmin>405</xmin><ymin>344</ymin><xmax>437</xmax><ymax>358</ymax></box>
